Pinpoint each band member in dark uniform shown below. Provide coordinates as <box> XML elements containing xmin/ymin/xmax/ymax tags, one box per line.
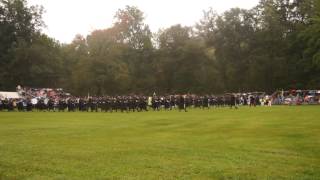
<box><xmin>26</xmin><ymin>99</ymin><xmax>33</xmax><ymax>112</ymax></box>
<box><xmin>0</xmin><ymin>99</ymin><xmax>4</xmax><ymax>111</ymax></box>
<box><xmin>178</xmin><ymin>95</ymin><xmax>187</xmax><ymax>112</ymax></box>
<box><xmin>48</xmin><ymin>98</ymin><xmax>55</xmax><ymax>112</ymax></box>
<box><xmin>58</xmin><ymin>99</ymin><xmax>66</xmax><ymax>112</ymax></box>
<box><xmin>230</xmin><ymin>94</ymin><xmax>238</xmax><ymax>109</ymax></box>
<box><xmin>7</xmin><ymin>99</ymin><xmax>14</xmax><ymax>111</ymax></box>
<box><xmin>202</xmin><ymin>96</ymin><xmax>209</xmax><ymax>109</ymax></box>
<box><xmin>17</xmin><ymin>99</ymin><xmax>24</xmax><ymax>111</ymax></box>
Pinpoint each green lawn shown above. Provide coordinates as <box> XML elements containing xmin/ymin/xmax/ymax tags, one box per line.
<box><xmin>0</xmin><ymin>106</ymin><xmax>319</xmax><ymax>179</ymax></box>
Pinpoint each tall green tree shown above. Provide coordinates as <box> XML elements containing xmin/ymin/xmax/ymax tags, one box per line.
<box><xmin>297</xmin><ymin>0</ymin><xmax>320</xmax><ymax>88</ymax></box>
<box><xmin>156</xmin><ymin>25</ymin><xmax>218</xmax><ymax>93</ymax></box>
<box><xmin>0</xmin><ymin>0</ymin><xmax>45</xmax><ymax>89</ymax></box>
<box><xmin>86</xmin><ymin>29</ymin><xmax>130</xmax><ymax>95</ymax></box>
<box><xmin>7</xmin><ymin>34</ymin><xmax>63</xmax><ymax>88</ymax></box>
<box><xmin>113</xmin><ymin>6</ymin><xmax>155</xmax><ymax>93</ymax></box>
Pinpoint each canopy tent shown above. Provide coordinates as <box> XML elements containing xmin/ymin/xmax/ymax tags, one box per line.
<box><xmin>0</xmin><ymin>91</ymin><xmax>20</xmax><ymax>99</ymax></box>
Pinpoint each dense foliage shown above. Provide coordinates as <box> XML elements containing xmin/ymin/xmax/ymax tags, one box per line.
<box><xmin>0</xmin><ymin>0</ymin><xmax>319</xmax><ymax>95</ymax></box>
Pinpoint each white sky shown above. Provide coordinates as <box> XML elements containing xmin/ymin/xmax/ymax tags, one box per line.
<box><xmin>28</xmin><ymin>0</ymin><xmax>260</xmax><ymax>43</ymax></box>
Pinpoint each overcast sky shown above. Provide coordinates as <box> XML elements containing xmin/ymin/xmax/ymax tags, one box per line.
<box><xmin>28</xmin><ymin>0</ymin><xmax>260</xmax><ymax>43</ymax></box>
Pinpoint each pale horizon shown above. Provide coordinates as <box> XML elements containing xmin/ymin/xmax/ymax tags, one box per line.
<box><xmin>28</xmin><ymin>0</ymin><xmax>260</xmax><ymax>43</ymax></box>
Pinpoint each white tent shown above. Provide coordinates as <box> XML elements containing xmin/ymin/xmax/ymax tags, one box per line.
<box><xmin>0</xmin><ymin>91</ymin><xmax>20</xmax><ymax>99</ymax></box>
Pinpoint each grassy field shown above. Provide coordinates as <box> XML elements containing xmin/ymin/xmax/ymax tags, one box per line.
<box><xmin>0</xmin><ymin>106</ymin><xmax>319</xmax><ymax>179</ymax></box>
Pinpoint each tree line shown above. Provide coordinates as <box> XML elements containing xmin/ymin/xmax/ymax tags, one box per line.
<box><xmin>0</xmin><ymin>0</ymin><xmax>319</xmax><ymax>95</ymax></box>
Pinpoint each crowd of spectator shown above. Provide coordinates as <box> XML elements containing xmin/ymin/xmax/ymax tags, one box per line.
<box><xmin>271</xmin><ymin>90</ymin><xmax>320</xmax><ymax>105</ymax></box>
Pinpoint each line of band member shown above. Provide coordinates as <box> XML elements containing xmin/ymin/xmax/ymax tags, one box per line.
<box><xmin>0</xmin><ymin>94</ymin><xmax>264</xmax><ymax>112</ymax></box>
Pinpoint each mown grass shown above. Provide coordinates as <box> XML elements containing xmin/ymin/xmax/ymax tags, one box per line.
<box><xmin>0</xmin><ymin>106</ymin><xmax>319</xmax><ymax>179</ymax></box>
